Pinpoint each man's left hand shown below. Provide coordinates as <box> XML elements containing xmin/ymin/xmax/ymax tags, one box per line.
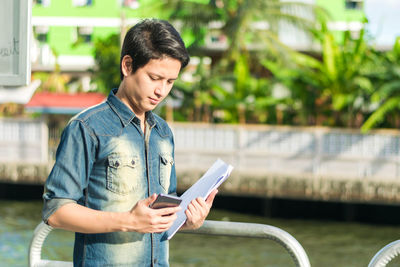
<box><xmin>181</xmin><ymin>189</ymin><xmax>218</xmax><ymax>230</ymax></box>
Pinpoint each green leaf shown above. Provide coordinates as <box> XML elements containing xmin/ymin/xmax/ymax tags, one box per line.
<box><xmin>322</xmin><ymin>32</ymin><xmax>337</xmax><ymax>81</ymax></box>
<box><xmin>332</xmin><ymin>94</ymin><xmax>351</xmax><ymax>111</ymax></box>
<box><xmin>361</xmin><ymin>96</ymin><xmax>400</xmax><ymax>132</ymax></box>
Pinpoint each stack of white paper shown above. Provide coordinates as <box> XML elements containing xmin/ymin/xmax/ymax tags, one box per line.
<box><xmin>165</xmin><ymin>159</ymin><xmax>234</xmax><ymax>240</ymax></box>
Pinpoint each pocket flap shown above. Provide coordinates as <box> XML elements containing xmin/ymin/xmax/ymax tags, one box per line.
<box><xmin>160</xmin><ymin>154</ymin><xmax>174</xmax><ymax>165</ymax></box>
<box><xmin>108</xmin><ymin>154</ymin><xmax>137</xmax><ymax>168</ymax></box>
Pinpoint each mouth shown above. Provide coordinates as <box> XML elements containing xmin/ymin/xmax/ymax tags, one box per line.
<box><xmin>149</xmin><ymin>97</ymin><xmax>160</xmax><ymax>105</ymax></box>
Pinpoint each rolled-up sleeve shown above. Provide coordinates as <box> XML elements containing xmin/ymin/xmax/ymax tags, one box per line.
<box><xmin>42</xmin><ymin>119</ymin><xmax>97</xmax><ymax>223</ymax></box>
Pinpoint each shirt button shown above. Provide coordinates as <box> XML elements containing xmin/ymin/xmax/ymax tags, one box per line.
<box><xmin>131</xmin><ymin>159</ymin><xmax>135</xmax><ymax>165</ymax></box>
<box><xmin>114</xmin><ymin>161</ymin><xmax>120</xmax><ymax>167</ymax></box>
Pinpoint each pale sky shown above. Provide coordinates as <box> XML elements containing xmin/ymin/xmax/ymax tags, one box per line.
<box><xmin>365</xmin><ymin>0</ymin><xmax>400</xmax><ymax>47</ymax></box>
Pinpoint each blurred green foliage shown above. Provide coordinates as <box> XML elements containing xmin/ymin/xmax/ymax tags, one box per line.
<box><xmin>264</xmin><ymin>19</ymin><xmax>375</xmax><ymax>128</ymax></box>
<box><xmin>92</xmin><ymin>34</ymin><xmax>121</xmax><ymax>95</ymax></box>
<box><xmin>361</xmin><ymin>37</ymin><xmax>400</xmax><ymax>132</ymax></box>
<box><xmin>90</xmin><ymin>0</ymin><xmax>400</xmax><ymax>131</ymax></box>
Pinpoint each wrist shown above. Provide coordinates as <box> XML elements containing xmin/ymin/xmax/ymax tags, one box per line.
<box><xmin>115</xmin><ymin>211</ymin><xmax>135</xmax><ymax>232</ymax></box>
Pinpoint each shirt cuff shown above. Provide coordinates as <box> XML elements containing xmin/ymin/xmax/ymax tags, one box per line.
<box><xmin>42</xmin><ymin>198</ymin><xmax>76</xmax><ymax>223</ymax></box>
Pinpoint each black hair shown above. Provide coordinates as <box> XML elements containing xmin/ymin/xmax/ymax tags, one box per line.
<box><xmin>120</xmin><ymin>19</ymin><xmax>190</xmax><ymax>80</ymax></box>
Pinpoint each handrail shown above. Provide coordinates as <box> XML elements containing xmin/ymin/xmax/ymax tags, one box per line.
<box><xmin>29</xmin><ymin>220</ymin><xmax>310</xmax><ymax>267</ymax></box>
<box><xmin>29</xmin><ymin>222</ymin><xmax>72</xmax><ymax>267</ymax></box>
<box><xmin>368</xmin><ymin>240</ymin><xmax>400</xmax><ymax>267</ymax></box>
<box><xmin>182</xmin><ymin>220</ymin><xmax>310</xmax><ymax>267</ymax></box>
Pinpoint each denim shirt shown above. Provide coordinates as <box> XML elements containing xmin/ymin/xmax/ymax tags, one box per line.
<box><xmin>42</xmin><ymin>89</ymin><xmax>177</xmax><ymax>267</ymax></box>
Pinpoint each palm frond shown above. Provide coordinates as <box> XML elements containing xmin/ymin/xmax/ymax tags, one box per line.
<box><xmin>361</xmin><ymin>96</ymin><xmax>400</xmax><ymax>133</ymax></box>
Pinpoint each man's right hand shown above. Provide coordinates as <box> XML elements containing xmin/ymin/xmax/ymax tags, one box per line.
<box><xmin>124</xmin><ymin>193</ymin><xmax>181</xmax><ymax>233</ymax></box>
<box><xmin>47</xmin><ymin>194</ymin><xmax>181</xmax><ymax>234</ymax></box>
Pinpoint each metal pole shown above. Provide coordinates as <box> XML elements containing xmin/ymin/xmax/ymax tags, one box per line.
<box><xmin>181</xmin><ymin>220</ymin><xmax>311</xmax><ymax>267</ymax></box>
<box><xmin>29</xmin><ymin>220</ymin><xmax>310</xmax><ymax>267</ymax></box>
<box><xmin>368</xmin><ymin>240</ymin><xmax>400</xmax><ymax>267</ymax></box>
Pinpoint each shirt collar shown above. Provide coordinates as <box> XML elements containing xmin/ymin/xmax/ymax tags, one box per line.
<box><xmin>107</xmin><ymin>88</ymin><xmax>157</xmax><ymax>128</ymax></box>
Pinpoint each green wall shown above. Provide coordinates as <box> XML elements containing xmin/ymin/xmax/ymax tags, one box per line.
<box><xmin>316</xmin><ymin>0</ymin><xmax>366</xmax><ymax>42</ymax></box>
<box><xmin>316</xmin><ymin>0</ymin><xmax>365</xmax><ymax>22</ymax></box>
<box><xmin>32</xmin><ymin>0</ymin><xmax>163</xmax><ymax>57</ymax></box>
<box><xmin>33</xmin><ymin>0</ymin><xmax>146</xmax><ymax>18</ymax></box>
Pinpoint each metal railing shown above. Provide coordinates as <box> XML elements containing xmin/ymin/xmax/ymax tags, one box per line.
<box><xmin>29</xmin><ymin>220</ymin><xmax>310</xmax><ymax>267</ymax></box>
<box><xmin>181</xmin><ymin>220</ymin><xmax>310</xmax><ymax>267</ymax></box>
<box><xmin>368</xmin><ymin>240</ymin><xmax>400</xmax><ymax>267</ymax></box>
<box><xmin>29</xmin><ymin>222</ymin><xmax>71</xmax><ymax>267</ymax></box>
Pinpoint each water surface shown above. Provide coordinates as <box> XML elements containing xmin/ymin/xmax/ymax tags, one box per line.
<box><xmin>1</xmin><ymin>200</ymin><xmax>399</xmax><ymax>267</ymax></box>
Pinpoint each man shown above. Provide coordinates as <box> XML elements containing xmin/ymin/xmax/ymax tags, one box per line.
<box><xmin>42</xmin><ymin>19</ymin><xmax>217</xmax><ymax>266</ymax></box>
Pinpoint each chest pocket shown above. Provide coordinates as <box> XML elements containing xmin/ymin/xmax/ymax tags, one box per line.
<box><xmin>106</xmin><ymin>154</ymin><xmax>140</xmax><ymax>195</ymax></box>
<box><xmin>159</xmin><ymin>154</ymin><xmax>174</xmax><ymax>192</ymax></box>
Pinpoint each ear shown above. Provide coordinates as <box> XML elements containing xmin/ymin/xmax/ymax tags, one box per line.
<box><xmin>121</xmin><ymin>55</ymin><xmax>133</xmax><ymax>77</ymax></box>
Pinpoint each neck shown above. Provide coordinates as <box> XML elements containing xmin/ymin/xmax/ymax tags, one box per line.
<box><xmin>115</xmin><ymin>83</ymin><xmax>146</xmax><ymax>122</ymax></box>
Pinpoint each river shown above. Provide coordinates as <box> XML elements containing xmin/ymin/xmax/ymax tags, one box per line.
<box><xmin>1</xmin><ymin>199</ymin><xmax>400</xmax><ymax>267</ymax></box>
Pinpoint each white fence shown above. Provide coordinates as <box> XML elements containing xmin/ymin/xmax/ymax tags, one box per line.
<box><xmin>0</xmin><ymin>118</ymin><xmax>48</xmax><ymax>163</ymax></box>
<box><xmin>2</xmin><ymin>119</ymin><xmax>400</xmax><ymax>180</ymax></box>
<box><xmin>171</xmin><ymin>123</ymin><xmax>400</xmax><ymax>180</ymax></box>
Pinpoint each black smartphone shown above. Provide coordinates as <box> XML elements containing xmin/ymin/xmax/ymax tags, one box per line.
<box><xmin>150</xmin><ymin>194</ymin><xmax>182</xmax><ymax>209</ymax></box>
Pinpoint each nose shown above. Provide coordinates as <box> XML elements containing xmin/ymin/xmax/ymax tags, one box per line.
<box><xmin>155</xmin><ymin>81</ymin><xmax>167</xmax><ymax>97</ymax></box>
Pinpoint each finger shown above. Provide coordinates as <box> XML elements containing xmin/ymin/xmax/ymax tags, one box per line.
<box><xmin>156</xmin><ymin>223</ymin><xmax>174</xmax><ymax>233</ymax></box>
<box><xmin>144</xmin><ymin>193</ymin><xmax>158</xmax><ymax>206</ymax></box>
<box><xmin>160</xmin><ymin>212</ymin><xmax>177</xmax><ymax>222</ymax></box>
<box><xmin>155</xmin><ymin>216</ymin><xmax>178</xmax><ymax>231</ymax></box>
<box><xmin>185</xmin><ymin>207</ymin><xmax>203</xmax><ymax>229</ymax></box>
<box><xmin>150</xmin><ymin>213</ymin><xmax>177</xmax><ymax>228</ymax></box>
<box><xmin>191</xmin><ymin>198</ymin><xmax>211</xmax><ymax>217</ymax></box>
<box><xmin>187</xmin><ymin>201</ymin><xmax>201</xmax><ymax>215</ymax></box>
<box><xmin>185</xmin><ymin>208</ymin><xmax>193</xmax><ymax>221</ymax></box>
<box><xmin>154</xmin><ymin>212</ymin><xmax>178</xmax><ymax>227</ymax></box>
<box><xmin>190</xmin><ymin>198</ymin><xmax>208</xmax><ymax>215</ymax></box>
<box><xmin>156</xmin><ymin>206</ymin><xmax>181</xmax><ymax>216</ymax></box>
<box><xmin>188</xmin><ymin>202</ymin><xmax>205</xmax><ymax>220</ymax></box>
<box><xmin>205</xmin><ymin>189</ymin><xmax>218</xmax><ymax>206</ymax></box>
<box><xmin>195</xmin><ymin>197</ymin><xmax>207</xmax><ymax>207</ymax></box>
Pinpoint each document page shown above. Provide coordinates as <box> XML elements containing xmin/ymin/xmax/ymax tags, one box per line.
<box><xmin>165</xmin><ymin>159</ymin><xmax>234</xmax><ymax>240</ymax></box>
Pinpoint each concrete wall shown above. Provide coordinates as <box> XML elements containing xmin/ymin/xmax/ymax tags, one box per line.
<box><xmin>0</xmin><ymin>118</ymin><xmax>48</xmax><ymax>163</ymax></box>
<box><xmin>2</xmin><ymin>119</ymin><xmax>400</xmax><ymax>205</ymax></box>
<box><xmin>172</xmin><ymin>123</ymin><xmax>400</xmax><ymax>180</ymax></box>
<box><xmin>172</xmin><ymin>123</ymin><xmax>400</xmax><ymax>205</ymax></box>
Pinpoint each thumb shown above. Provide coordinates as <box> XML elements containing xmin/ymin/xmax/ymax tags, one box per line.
<box><xmin>143</xmin><ymin>193</ymin><xmax>158</xmax><ymax>206</ymax></box>
<box><xmin>206</xmin><ymin>189</ymin><xmax>218</xmax><ymax>206</ymax></box>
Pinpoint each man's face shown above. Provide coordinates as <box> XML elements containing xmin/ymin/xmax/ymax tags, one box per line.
<box><xmin>121</xmin><ymin>57</ymin><xmax>181</xmax><ymax>117</ymax></box>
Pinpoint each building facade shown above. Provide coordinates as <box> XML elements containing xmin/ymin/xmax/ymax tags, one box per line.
<box><xmin>32</xmin><ymin>0</ymin><xmax>148</xmax><ymax>72</ymax></box>
<box><xmin>31</xmin><ymin>0</ymin><xmax>369</xmax><ymax>73</ymax></box>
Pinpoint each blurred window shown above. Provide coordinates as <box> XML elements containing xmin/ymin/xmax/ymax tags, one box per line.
<box><xmin>120</xmin><ymin>0</ymin><xmax>140</xmax><ymax>9</ymax></box>
<box><xmin>345</xmin><ymin>0</ymin><xmax>363</xmax><ymax>10</ymax></box>
<box><xmin>72</xmin><ymin>0</ymin><xmax>93</xmax><ymax>7</ymax></box>
<box><xmin>34</xmin><ymin>0</ymin><xmax>51</xmax><ymax>7</ymax></box>
<box><xmin>34</xmin><ymin>26</ymin><xmax>49</xmax><ymax>44</ymax></box>
<box><xmin>77</xmin><ymin>27</ymin><xmax>93</xmax><ymax>44</ymax></box>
